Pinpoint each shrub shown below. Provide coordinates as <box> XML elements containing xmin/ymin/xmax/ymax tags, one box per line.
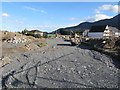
<box><xmin>24</xmin><ymin>32</ymin><xmax>41</xmax><ymax>38</ymax></box>
<box><xmin>33</xmin><ymin>34</ymin><xmax>41</xmax><ymax>38</ymax></box>
<box><xmin>25</xmin><ymin>32</ymin><xmax>34</xmax><ymax>36</ymax></box>
<box><xmin>43</xmin><ymin>36</ymin><xmax>48</xmax><ymax>38</ymax></box>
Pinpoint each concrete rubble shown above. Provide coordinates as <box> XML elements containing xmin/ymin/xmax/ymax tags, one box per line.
<box><xmin>7</xmin><ymin>37</ymin><xmax>26</xmax><ymax>43</ymax></box>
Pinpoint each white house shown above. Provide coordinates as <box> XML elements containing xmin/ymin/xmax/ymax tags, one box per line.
<box><xmin>83</xmin><ymin>25</ymin><xmax>120</xmax><ymax>38</ymax></box>
<box><xmin>115</xmin><ymin>32</ymin><xmax>120</xmax><ymax>37</ymax></box>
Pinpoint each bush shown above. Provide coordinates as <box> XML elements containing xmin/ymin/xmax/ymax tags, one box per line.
<box><xmin>24</xmin><ymin>32</ymin><xmax>41</xmax><ymax>38</ymax></box>
<box><xmin>34</xmin><ymin>34</ymin><xmax>41</xmax><ymax>38</ymax></box>
<box><xmin>25</xmin><ymin>32</ymin><xmax>34</xmax><ymax>37</ymax></box>
<box><xmin>43</xmin><ymin>36</ymin><xmax>48</xmax><ymax>38</ymax></box>
<box><xmin>21</xmin><ymin>29</ymin><xmax>42</xmax><ymax>38</ymax></box>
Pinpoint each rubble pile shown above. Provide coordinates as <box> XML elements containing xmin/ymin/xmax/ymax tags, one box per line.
<box><xmin>85</xmin><ymin>37</ymin><xmax>120</xmax><ymax>60</ymax></box>
<box><xmin>1</xmin><ymin>31</ymin><xmax>37</xmax><ymax>44</ymax></box>
<box><xmin>7</xmin><ymin>37</ymin><xmax>27</xmax><ymax>43</ymax></box>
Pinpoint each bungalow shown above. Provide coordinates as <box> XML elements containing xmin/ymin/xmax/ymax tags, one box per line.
<box><xmin>83</xmin><ymin>25</ymin><xmax>120</xmax><ymax>38</ymax></box>
<box><xmin>25</xmin><ymin>30</ymin><xmax>43</xmax><ymax>36</ymax></box>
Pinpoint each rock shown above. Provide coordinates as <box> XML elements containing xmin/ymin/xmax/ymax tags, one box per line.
<box><xmin>42</xmin><ymin>51</ymin><xmax>46</xmax><ymax>54</ymax></box>
<box><xmin>0</xmin><ymin>57</ymin><xmax>12</xmax><ymax>67</ymax></box>
<box><xmin>74</xmin><ymin>59</ymin><xmax>77</xmax><ymax>62</ymax></box>
<box><xmin>78</xmin><ymin>71</ymin><xmax>81</xmax><ymax>74</ymax></box>
<box><xmin>83</xmin><ymin>66</ymin><xmax>87</xmax><ymax>69</ymax></box>
<box><xmin>52</xmin><ymin>46</ymin><xmax>56</xmax><ymax>48</ymax></box>
<box><xmin>57</xmin><ymin>68</ymin><xmax>60</xmax><ymax>71</ymax></box>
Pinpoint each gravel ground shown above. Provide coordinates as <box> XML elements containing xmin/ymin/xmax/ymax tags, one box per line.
<box><xmin>1</xmin><ymin>38</ymin><xmax>120</xmax><ymax>88</ymax></box>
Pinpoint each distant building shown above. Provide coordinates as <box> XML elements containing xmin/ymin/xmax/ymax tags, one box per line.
<box><xmin>83</xmin><ymin>25</ymin><xmax>120</xmax><ymax>38</ymax></box>
<box><xmin>56</xmin><ymin>34</ymin><xmax>61</xmax><ymax>37</ymax></box>
<box><xmin>47</xmin><ymin>33</ymin><xmax>56</xmax><ymax>38</ymax></box>
<box><xmin>43</xmin><ymin>32</ymin><xmax>48</xmax><ymax>37</ymax></box>
<box><xmin>25</xmin><ymin>30</ymin><xmax>43</xmax><ymax>36</ymax></box>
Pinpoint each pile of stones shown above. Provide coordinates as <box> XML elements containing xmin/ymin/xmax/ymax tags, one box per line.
<box><xmin>7</xmin><ymin>37</ymin><xmax>26</xmax><ymax>43</ymax></box>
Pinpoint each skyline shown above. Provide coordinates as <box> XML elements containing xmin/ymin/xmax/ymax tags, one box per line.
<box><xmin>1</xmin><ymin>2</ymin><xmax>119</xmax><ymax>32</ymax></box>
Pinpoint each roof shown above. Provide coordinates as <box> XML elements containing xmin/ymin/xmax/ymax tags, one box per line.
<box><xmin>43</xmin><ymin>32</ymin><xmax>48</xmax><ymax>33</ymax></box>
<box><xmin>30</xmin><ymin>30</ymin><xmax>42</xmax><ymax>33</ymax></box>
<box><xmin>26</xmin><ymin>30</ymin><xmax>42</xmax><ymax>33</ymax></box>
<box><xmin>89</xmin><ymin>25</ymin><xmax>107</xmax><ymax>32</ymax></box>
<box><xmin>84</xmin><ymin>29</ymin><xmax>90</xmax><ymax>32</ymax></box>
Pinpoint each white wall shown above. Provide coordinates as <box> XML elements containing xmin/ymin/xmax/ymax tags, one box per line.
<box><xmin>115</xmin><ymin>32</ymin><xmax>120</xmax><ymax>37</ymax></box>
<box><xmin>88</xmin><ymin>32</ymin><xmax>103</xmax><ymax>38</ymax></box>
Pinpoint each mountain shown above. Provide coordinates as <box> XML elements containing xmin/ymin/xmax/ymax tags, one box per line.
<box><xmin>53</xmin><ymin>14</ymin><xmax>120</xmax><ymax>34</ymax></box>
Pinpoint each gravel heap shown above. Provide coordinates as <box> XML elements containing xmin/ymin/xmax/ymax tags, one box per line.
<box><xmin>1</xmin><ymin>38</ymin><xmax>120</xmax><ymax>88</ymax></box>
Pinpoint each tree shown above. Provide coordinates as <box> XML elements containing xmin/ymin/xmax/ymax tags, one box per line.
<box><xmin>60</xmin><ymin>30</ymin><xmax>70</xmax><ymax>35</ymax></box>
<box><xmin>22</xmin><ymin>29</ymin><xmax>28</xmax><ymax>34</ymax></box>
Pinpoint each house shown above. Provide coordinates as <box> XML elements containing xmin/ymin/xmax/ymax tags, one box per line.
<box><xmin>43</xmin><ymin>32</ymin><xmax>48</xmax><ymax>37</ymax></box>
<box><xmin>83</xmin><ymin>25</ymin><xmax>120</xmax><ymax>38</ymax></box>
<box><xmin>25</xmin><ymin>30</ymin><xmax>43</xmax><ymax>36</ymax></box>
<box><xmin>89</xmin><ymin>25</ymin><xmax>108</xmax><ymax>38</ymax></box>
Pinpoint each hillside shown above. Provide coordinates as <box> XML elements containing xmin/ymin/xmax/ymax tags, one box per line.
<box><xmin>54</xmin><ymin>14</ymin><xmax>120</xmax><ymax>34</ymax></box>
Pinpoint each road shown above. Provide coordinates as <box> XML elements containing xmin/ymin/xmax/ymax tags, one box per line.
<box><xmin>1</xmin><ymin>38</ymin><xmax>120</xmax><ymax>88</ymax></box>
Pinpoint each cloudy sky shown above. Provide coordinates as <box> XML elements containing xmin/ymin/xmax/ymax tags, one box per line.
<box><xmin>1</xmin><ymin>2</ymin><xmax>119</xmax><ymax>32</ymax></box>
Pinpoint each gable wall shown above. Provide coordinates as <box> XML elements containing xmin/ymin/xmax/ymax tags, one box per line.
<box><xmin>88</xmin><ymin>32</ymin><xmax>103</xmax><ymax>38</ymax></box>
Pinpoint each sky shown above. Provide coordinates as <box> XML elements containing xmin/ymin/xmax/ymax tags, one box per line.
<box><xmin>1</xmin><ymin>2</ymin><xmax>119</xmax><ymax>32</ymax></box>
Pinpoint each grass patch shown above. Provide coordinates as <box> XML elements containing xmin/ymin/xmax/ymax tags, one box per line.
<box><xmin>111</xmin><ymin>47</ymin><xmax>120</xmax><ymax>50</ymax></box>
<box><xmin>37</xmin><ymin>43</ymin><xmax>46</xmax><ymax>47</ymax></box>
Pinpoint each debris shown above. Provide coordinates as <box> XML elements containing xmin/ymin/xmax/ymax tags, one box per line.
<box><xmin>25</xmin><ymin>43</ymin><xmax>39</xmax><ymax>50</ymax></box>
<box><xmin>0</xmin><ymin>57</ymin><xmax>12</xmax><ymax>67</ymax></box>
<box><xmin>57</xmin><ymin>68</ymin><xmax>61</xmax><ymax>71</ymax></box>
<box><xmin>7</xmin><ymin>37</ymin><xmax>26</xmax><ymax>43</ymax></box>
<box><xmin>102</xmin><ymin>41</ymin><xmax>106</xmax><ymax>44</ymax></box>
